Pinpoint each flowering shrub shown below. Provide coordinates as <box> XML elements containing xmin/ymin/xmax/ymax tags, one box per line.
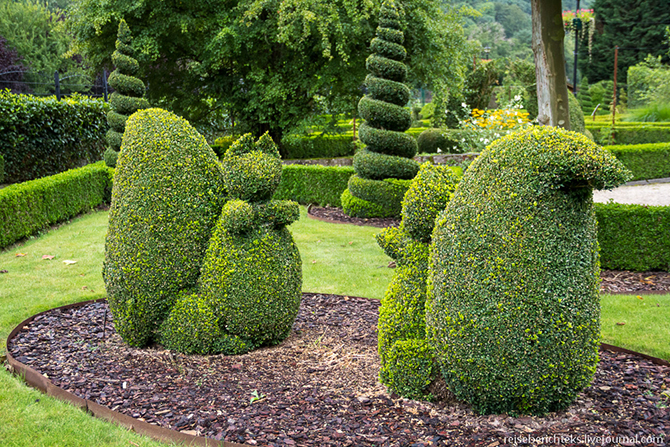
<box><xmin>562</xmin><ymin>9</ymin><xmax>595</xmax><ymax>61</ymax></box>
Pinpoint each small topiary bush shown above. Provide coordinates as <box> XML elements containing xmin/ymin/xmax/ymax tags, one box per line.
<box><xmin>416</xmin><ymin>128</ymin><xmax>463</xmax><ymax>154</ymax></box>
<box><xmin>427</xmin><ymin>126</ymin><xmax>631</xmax><ymax>415</ymax></box>
<box><xmin>377</xmin><ymin>163</ymin><xmax>459</xmax><ymax>399</ymax></box>
<box><xmin>342</xmin><ymin>0</ymin><xmax>419</xmax><ymax>218</ymax></box>
<box><xmin>104</xmin><ymin>108</ymin><xmax>226</xmax><ymax>347</ymax></box>
<box><xmin>194</xmin><ymin>133</ymin><xmax>302</xmax><ymax>352</ymax></box>
<box><xmin>104</xmin><ymin>19</ymin><xmax>150</xmax><ymax>167</ymax></box>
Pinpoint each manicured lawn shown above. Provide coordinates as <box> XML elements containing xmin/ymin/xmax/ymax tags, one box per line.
<box><xmin>1</xmin><ymin>206</ymin><xmax>668</xmax><ymax>445</ymax></box>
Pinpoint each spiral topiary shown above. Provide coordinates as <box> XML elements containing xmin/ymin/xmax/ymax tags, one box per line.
<box><xmin>427</xmin><ymin>126</ymin><xmax>632</xmax><ymax>415</ymax></box>
<box><xmin>341</xmin><ymin>0</ymin><xmax>419</xmax><ymax>218</ymax></box>
<box><xmin>104</xmin><ymin>19</ymin><xmax>150</xmax><ymax>167</ymax></box>
<box><xmin>376</xmin><ymin>163</ymin><xmax>459</xmax><ymax>399</ymax></box>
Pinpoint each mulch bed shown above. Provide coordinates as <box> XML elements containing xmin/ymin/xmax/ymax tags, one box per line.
<box><xmin>307</xmin><ymin>205</ymin><xmax>670</xmax><ymax>295</ymax></box>
<box><xmin>7</xmin><ymin>295</ymin><xmax>670</xmax><ymax>447</ymax></box>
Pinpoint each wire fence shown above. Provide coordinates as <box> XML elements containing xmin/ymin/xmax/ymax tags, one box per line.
<box><xmin>0</xmin><ymin>69</ymin><xmax>111</xmax><ymax>101</ymax></box>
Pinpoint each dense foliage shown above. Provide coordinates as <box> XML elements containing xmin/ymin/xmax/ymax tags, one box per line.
<box><xmin>578</xmin><ymin>0</ymin><xmax>670</xmax><ymax>85</ymax></box>
<box><xmin>0</xmin><ymin>0</ymin><xmax>87</xmax><ymax>95</ymax></box>
<box><xmin>0</xmin><ymin>36</ymin><xmax>28</xmax><ymax>93</ymax></box>
<box><xmin>0</xmin><ymin>161</ymin><xmax>112</xmax><ymax>249</ymax></box>
<box><xmin>377</xmin><ymin>163</ymin><xmax>459</xmax><ymax>399</ymax></box>
<box><xmin>65</xmin><ymin>0</ymin><xmax>469</xmax><ymax>146</ymax></box>
<box><xmin>104</xmin><ymin>109</ymin><xmax>226</xmax><ymax>347</ymax></box>
<box><xmin>427</xmin><ymin>127</ymin><xmax>631</xmax><ymax>415</ymax></box>
<box><xmin>342</xmin><ymin>0</ymin><xmax>419</xmax><ymax>218</ymax></box>
<box><xmin>274</xmin><ymin>164</ymin><xmax>355</xmax><ymax>207</ymax></box>
<box><xmin>104</xmin><ymin>19</ymin><xmax>149</xmax><ymax>167</ymax></box>
<box><xmin>596</xmin><ymin>202</ymin><xmax>670</xmax><ymax>271</ymax></box>
<box><xmin>0</xmin><ymin>91</ymin><xmax>108</xmax><ymax>183</ymax></box>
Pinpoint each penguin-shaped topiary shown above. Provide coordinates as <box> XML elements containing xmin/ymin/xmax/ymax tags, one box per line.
<box><xmin>104</xmin><ymin>19</ymin><xmax>150</xmax><ymax>168</ymax></box>
<box><xmin>376</xmin><ymin>163</ymin><xmax>459</xmax><ymax>399</ymax></box>
<box><xmin>427</xmin><ymin>126</ymin><xmax>631</xmax><ymax>415</ymax></box>
<box><xmin>341</xmin><ymin>0</ymin><xmax>420</xmax><ymax>218</ymax></box>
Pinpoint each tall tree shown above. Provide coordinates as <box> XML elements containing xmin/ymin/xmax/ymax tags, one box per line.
<box><xmin>531</xmin><ymin>0</ymin><xmax>570</xmax><ymax>129</ymax></box>
<box><xmin>66</xmin><ymin>0</ymin><xmax>469</xmax><ymax>150</ymax></box>
<box><xmin>578</xmin><ymin>0</ymin><xmax>670</xmax><ymax>84</ymax></box>
<box><xmin>0</xmin><ymin>36</ymin><xmax>29</xmax><ymax>93</ymax></box>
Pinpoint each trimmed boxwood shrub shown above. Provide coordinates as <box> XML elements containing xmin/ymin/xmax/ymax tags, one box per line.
<box><xmin>343</xmin><ymin>0</ymin><xmax>419</xmax><ymax>218</ymax></box>
<box><xmin>104</xmin><ymin>108</ymin><xmax>226</xmax><ymax>348</ymax></box>
<box><xmin>353</xmin><ymin>147</ymin><xmax>419</xmax><ymax>180</ymax></box>
<box><xmin>195</xmin><ymin>133</ymin><xmax>302</xmax><ymax>352</ymax></box>
<box><xmin>282</xmin><ymin>134</ymin><xmax>357</xmax><ymax>160</ymax></box>
<box><xmin>427</xmin><ymin>127</ymin><xmax>631</xmax><ymax>415</ymax></box>
<box><xmin>104</xmin><ymin>19</ymin><xmax>150</xmax><ymax>167</ymax></box>
<box><xmin>0</xmin><ymin>161</ymin><xmax>113</xmax><ymax>249</ymax></box>
<box><xmin>377</xmin><ymin>163</ymin><xmax>459</xmax><ymax>400</ymax></box>
<box><xmin>0</xmin><ymin>91</ymin><xmax>108</xmax><ymax>184</ymax></box>
<box><xmin>417</xmin><ymin>128</ymin><xmax>463</xmax><ymax>154</ymax></box>
<box><xmin>605</xmin><ymin>143</ymin><xmax>670</xmax><ymax>181</ymax></box>
<box><xmin>274</xmin><ymin>164</ymin><xmax>355</xmax><ymax>207</ymax></box>
<box><xmin>596</xmin><ymin>203</ymin><xmax>670</xmax><ymax>271</ymax></box>
<box><xmin>587</xmin><ymin>125</ymin><xmax>670</xmax><ymax>145</ymax></box>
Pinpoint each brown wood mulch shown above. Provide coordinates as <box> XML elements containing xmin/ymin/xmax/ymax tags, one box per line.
<box><xmin>307</xmin><ymin>205</ymin><xmax>670</xmax><ymax>295</ymax></box>
<box><xmin>7</xmin><ymin>295</ymin><xmax>670</xmax><ymax>447</ymax></box>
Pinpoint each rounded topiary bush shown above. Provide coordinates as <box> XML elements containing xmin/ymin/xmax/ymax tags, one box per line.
<box><xmin>342</xmin><ymin>0</ymin><xmax>419</xmax><ymax>218</ymax></box>
<box><xmin>416</xmin><ymin>128</ymin><xmax>463</xmax><ymax>154</ymax></box>
<box><xmin>103</xmin><ymin>108</ymin><xmax>226</xmax><ymax>347</ymax></box>
<box><xmin>427</xmin><ymin>126</ymin><xmax>631</xmax><ymax>415</ymax></box>
<box><xmin>196</xmin><ymin>132</ymin><xmax>302</xmax><ymax>350</ymax></box>
<box><xmin>104</xmin><ymin>19</ymin><xmax>150</xmax><ymax>167</ymax></box>
<box><xmin>377</xmin><ymin>163</ymin><xmax>459</xmax><ymax>399</ymax></box>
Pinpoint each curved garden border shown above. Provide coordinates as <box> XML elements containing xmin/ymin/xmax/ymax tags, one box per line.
<box><xmin>5</xmin><ymin>299</ymin><xmax>670</xmax><ymax>447</ymax></box>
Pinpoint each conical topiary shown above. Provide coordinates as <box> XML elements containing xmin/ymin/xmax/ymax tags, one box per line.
<box><xmin>104</xmin><ymin>19</ymin><xmax>150</xmax><ymax>167</ymax></box>
<box><xmin>341</xmin><ymin>0</ymin><xmax>419</xmax><ymax>218</ymax></box>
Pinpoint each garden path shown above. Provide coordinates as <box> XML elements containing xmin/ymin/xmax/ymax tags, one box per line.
<box><xmin>593</xmin><ymin>177</ymin><xmax>670</xmax><ymax>206</ymax></box>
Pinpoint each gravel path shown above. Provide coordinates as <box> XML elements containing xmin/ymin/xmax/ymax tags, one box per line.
<box><xmin>593</xmin><ymin>178</ymin><xmax>670</xmax><ymax>206</ymax></box>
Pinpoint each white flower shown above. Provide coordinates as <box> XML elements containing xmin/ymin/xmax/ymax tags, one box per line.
<box><xmin>437</xmin><ymin>148</ymin><xmax>442</xmax><ymax>153</ymax></box>
<box><xmin>461</xmin><ymin>102</ymin><xmax>467</xmax><ymax>108</ymax></box>
<box><xmin>518</xmin><ymin>119</ymin><xmax>523</xmax><ymax>123</ymax></box>
<box><xmin>514</xmin><ymin>95</ymin><xmax>522</xmax><ymax>101</ymax></box>
<box><xmin>484</xmin><ymin>139</ymin><xmax>489</xmax><ymax>144</ymax></box>
<box><xmin>479</xmin><ymin>138</ymin><xmax>484</xmax><ymax>142</ymax></box>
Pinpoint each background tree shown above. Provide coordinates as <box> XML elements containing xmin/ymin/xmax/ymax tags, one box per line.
<box><xmin>66</xmin><ymin>0</ymin><xmax>469</xmax><ymax>152</ymax></box>
<box><xmin>0</xmin><ymin>0</ymin><xmax>87</xmax><ymax>95</ymax></box>
<box><xmin>531</xmin><ymin>0</ymin><xmax>570</xmax><ymax>129</ymax></box>
<box><xmin>0</xmin><ymin>36</ymin><xmax>29</xmax><ymax>93</ymax></box>
<box><xmin>578</xmin><ymin>0</ymin><xmax>670</xmax><ymax>85</ymax></box>
<box><xmin>104</xmin><ymin>19</ymin><xmax>149</xmax><ymax>168</ymax></box>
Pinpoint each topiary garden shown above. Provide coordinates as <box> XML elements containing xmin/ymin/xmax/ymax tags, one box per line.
<box><xmin>341</xmin><ymin>0</ymin><xmax>420</xmax><ymax>218</ymax></box>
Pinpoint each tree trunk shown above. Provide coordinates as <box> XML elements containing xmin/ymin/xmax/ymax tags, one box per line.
<box><xmin>531</xmin><ymin>0</ymin><xmax>570</xmax><ymax>129</ymax></box>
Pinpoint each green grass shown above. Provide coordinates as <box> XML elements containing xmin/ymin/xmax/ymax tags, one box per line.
<box><xmin>1</xmin><ymin>206</ymin><xmax>669</xmax><ymax>445</ymax></box>
<box><xmin>601</xmin><ymin>293</ymin><xmax>670</xmax><ymax>360</ymax></box>
<box><xmin>626</xmin><ymin>104</ymin><xmax>670</xmax><ymax>123</ymax></box>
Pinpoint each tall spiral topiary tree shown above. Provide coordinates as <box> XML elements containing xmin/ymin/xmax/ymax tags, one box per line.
<box><xmin>341</xmin><ymin>0</ymin><xmax>419</xmax><ymax>218</ymax></box>
<box><xmin>104</xmin><ymin>19</ymin><xmax>149</xmax><ymax>167</ymax></box>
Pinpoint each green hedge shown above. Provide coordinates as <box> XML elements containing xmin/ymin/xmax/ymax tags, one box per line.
<box><xmin>588</xmin><ymin>125</ymin><xmax>670</xmax><ymax>145</ymax></box>
<box><xmin>0</xmin><ymin>92</ymin><xmax>109</xmax><ymax>184</ymax></box>
<box><xmin>273</xmin><ymin>164</ymin><xmax>355</xmax><ymax>207</ymax></box>
<box><xmin>596</xmin><ymin>203</ymin><xmax>670</xmax><ymax>271</ymax></box>
<box><xmin>0</xmin><ymin>161</ymin><xmax>113</xmax><ymax>249</ymax></box>
<box><xmin>605</xmin><ymin>143</ymin><xmax>670</xmax><ymax>181</ymax></box>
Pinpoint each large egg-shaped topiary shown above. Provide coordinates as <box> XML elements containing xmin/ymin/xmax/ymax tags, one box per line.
<box><xmin>426</xmin><ymin>126</ymin><xmax>631</xmax><ymax>415</ymax></box>
<box><xmin>103</xmin><ymin>108</ymin><xmax>226</xmax><ymax>347</ymax></box>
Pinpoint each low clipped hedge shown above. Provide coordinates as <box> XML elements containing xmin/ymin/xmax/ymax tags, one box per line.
<box><xmin>588</xmin><ymin>125</ymin><xmax>670</xmax><ymax>145</ymax></box>
<box><xmin>0</xmin><ymin>92</ymin><xmax>109</xmax><ymax>184</ymax></box>
<box><xmin>605</xmin><ymin>143</ymin><xmax>670</xmax><ymax>181</ymax></box>
<box><xmin>0</xmin><ymin>161</ymin><xmax>113</xmax><ymax>249</ymax></box>
<box><xmin>273</xmin><ymin>164</ymin><xmax>355</xmax><ymax>207</ymax></box>
<box><xmin>596</xmin><ymin>203</ymin><xmax>670</xmax><ymax>271</ymax></box>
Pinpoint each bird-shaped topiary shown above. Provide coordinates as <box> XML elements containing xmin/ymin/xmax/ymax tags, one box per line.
<box><xmin>427</xmin><ymin>126</ymin><xmax>631</xmax><ymax>415</ymax></box>
<box><xmin>104</xmin><ymin>19</ymin><xmax>149</xmax><ymax>168</ymax></box>
<box><xmin>376</xmin><ymin>163</ymin><xmax>459</xmax><ymax>400</ymax></box>
<box><xmin>341</xmin><ymin>0</ymin><xmax>419</xmax><ymax>218</ymax></box>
